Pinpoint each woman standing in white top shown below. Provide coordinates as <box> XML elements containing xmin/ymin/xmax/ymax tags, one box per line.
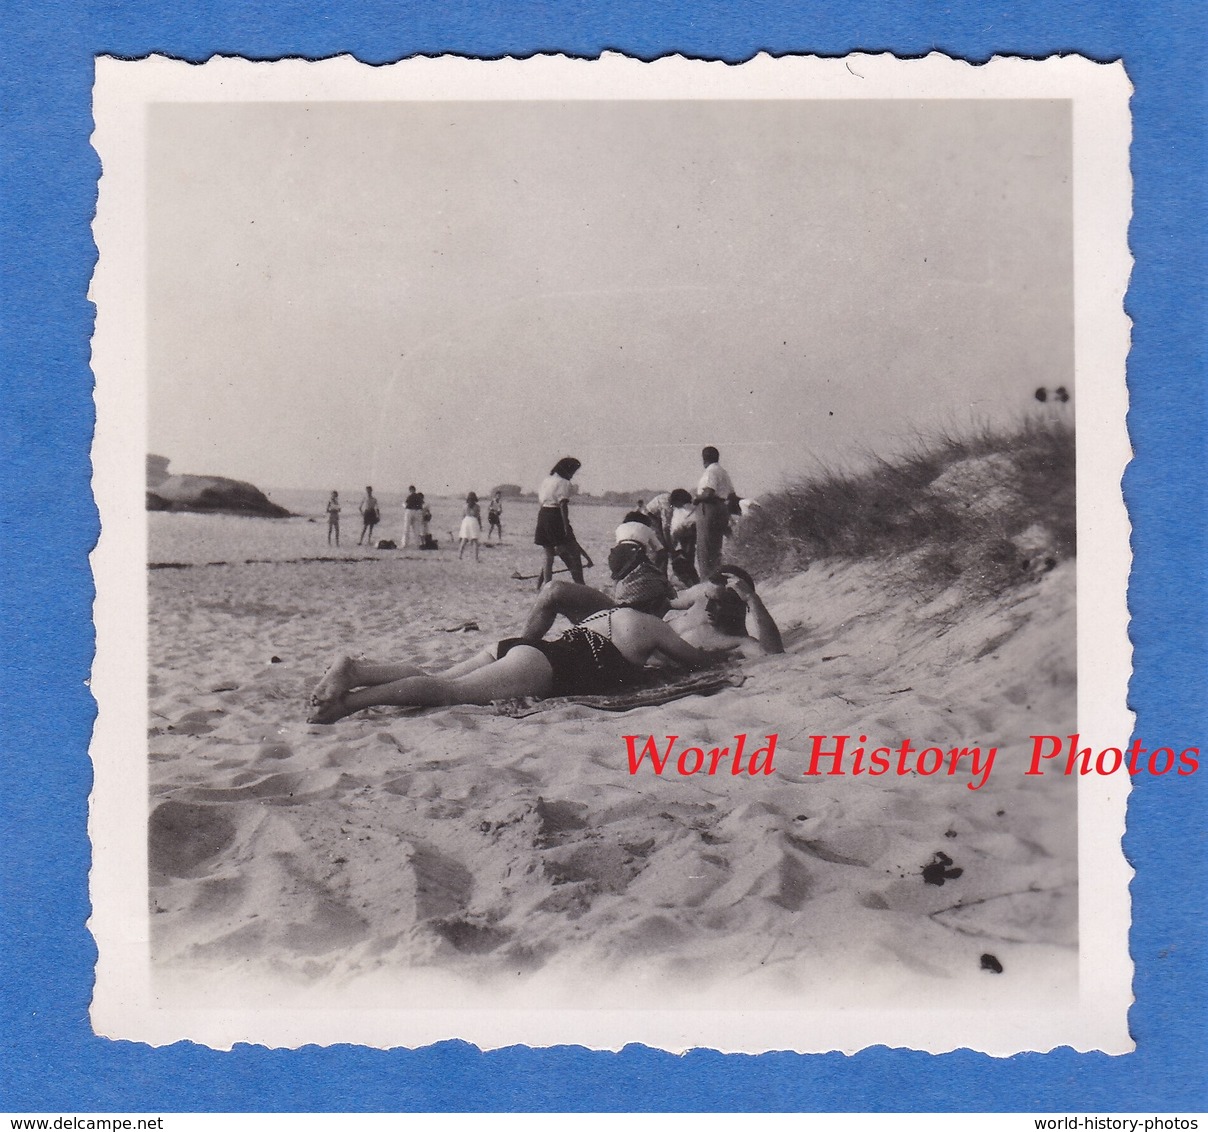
<box><xmin>534</xmin><ymin>456</ymin><xmax>584</xmax><ymax>587</ymax></box>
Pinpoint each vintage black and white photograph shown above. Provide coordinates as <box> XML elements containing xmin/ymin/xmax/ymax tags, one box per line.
<box><xmin>89</xmin><ymin>54</ymin><xmax>1133</xmax><ymax>1053</ymax></box>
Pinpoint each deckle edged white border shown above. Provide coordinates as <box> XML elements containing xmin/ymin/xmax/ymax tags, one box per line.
<box><xmin>89</xmin><ymin>51</ymin><xmax>1134</xmax><ymax>1054</ymax></box>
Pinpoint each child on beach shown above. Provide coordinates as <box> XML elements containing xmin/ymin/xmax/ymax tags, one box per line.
<box><xmin>487</xmin><ymin>492</ymin><xmax>503</xmax><ymax>543</ymax></box>
<box><xmin>325</xmin><ymin>491</ymin><xmax>341</xmax><ymax>546</ymax></box>
<box><xmin>458</xmin><ymin>492</ymin><xmax>482</xmax><ymax>562</ymax></box>
<box><xmin>421</xmin><ymin>495</ymin><xmax>434</xmax><ymax>547</ymax></box>
<box><xmin>357</xmin><ymin>487</ymin><xmax>379</xmax><ymax>546</ymax></box>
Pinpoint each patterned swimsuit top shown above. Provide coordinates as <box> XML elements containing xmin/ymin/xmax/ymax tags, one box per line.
<box><xmin>554</xmin><ymin>609</ymin><xmax>638</xmax><ymax>690</ymax></box>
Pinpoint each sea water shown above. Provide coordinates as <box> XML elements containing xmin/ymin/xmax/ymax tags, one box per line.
<box><xmin>148</xmin><ymin>495</ymin><xmax>634</xmax><ymax>569</ymax></box>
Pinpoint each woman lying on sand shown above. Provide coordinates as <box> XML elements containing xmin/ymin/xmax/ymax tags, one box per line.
<box><xmin>306</xmin><ymin>571</ymin><xmax>783</xmax><ymax>724</ymax></box>
<box><xmin>306</xmin><ymin>606</ymin><xmax>731</xmax><ymax>724</ymax></box>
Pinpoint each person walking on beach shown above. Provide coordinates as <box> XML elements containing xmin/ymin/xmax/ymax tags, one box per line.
<box><xmin>458</xmin><ymin>492</ymin><xmax>482</xmax><ymax>562</ymax></box>
<box><xmin>487</xmin><ymin>492</ymin><xmax>504</xmax><ymax>544</ymax></box>
<box><xmin>535</xmin><ymin>457</ymin><xmax>585</xmax><ymax>587</ymax></box>
<box><xmin>402</xmin><ymin>485</ymin><xmax>424</xmax><ymax>549</ymax></box>
<box><xmin>325</xmin><ymin>491</ymin><xmax>342</xmax><ymax>547</ymax></box>
<box><xmin>694</xmin><ymin>446</ymin><xmax>736</xmax><ymax>582</ymax></box>
<box><xmin>357</xmin><ymin>486</ymin><xmax>380</xmax><ymax>546</ymax></box>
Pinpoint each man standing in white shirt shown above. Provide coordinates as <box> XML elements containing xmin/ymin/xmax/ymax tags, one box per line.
<box><xmin>401</xmin><ymin>485</ymin><xmax>424</xmax><ymax>549</ymax></box>
<box><xmin>694</xmin><ymin>446</ymin><xmax>736</xmax><ymax>581</ymax></box>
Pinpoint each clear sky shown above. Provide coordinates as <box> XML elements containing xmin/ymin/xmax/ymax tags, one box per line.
<box><xmin>147</xmin><ymin>97</ymin><xmax>1071</xmax><ymax>497</ymax></box>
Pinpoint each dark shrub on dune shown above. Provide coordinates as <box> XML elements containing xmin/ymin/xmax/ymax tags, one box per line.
<box><xmin>733</xmin><ymin>417</ymin><xmax>1074</xmax><ymax>595</ymax></box>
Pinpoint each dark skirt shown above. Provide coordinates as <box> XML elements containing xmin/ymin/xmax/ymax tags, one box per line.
<box><xmin>534</xmin><ymin>506</ymin><xmax>570</xmax><ymax>548</ymax></box>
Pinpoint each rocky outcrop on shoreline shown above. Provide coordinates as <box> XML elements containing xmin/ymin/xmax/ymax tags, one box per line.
<box><xmin>146</xmin><ymin>455</ymin><xmax>291</xmax><ymax>518</ymax></box>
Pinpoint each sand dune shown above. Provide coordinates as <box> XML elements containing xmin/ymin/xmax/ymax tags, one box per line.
<box><xmin>146</xmin><ymin>511</ymin><xmax>1077</xmax><ymax>1020</ymax></box>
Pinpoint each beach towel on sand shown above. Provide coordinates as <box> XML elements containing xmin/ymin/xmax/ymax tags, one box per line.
<box><xmin>492</xmin><ymin>667</ymin><xmax>745</xmax><ymax>718</ymax></box>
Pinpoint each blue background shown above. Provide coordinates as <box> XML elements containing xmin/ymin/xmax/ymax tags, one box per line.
<box><xmin>1</xmin><ymin>0</ymin><xmax>1204</xmax><ymax>1113</ymax></box>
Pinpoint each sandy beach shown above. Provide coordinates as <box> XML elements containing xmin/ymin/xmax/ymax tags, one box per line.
<box><xmin>146</xmin><ymin>501</ymin><xmax>1077</xmax><ymax>1019</ymax></box>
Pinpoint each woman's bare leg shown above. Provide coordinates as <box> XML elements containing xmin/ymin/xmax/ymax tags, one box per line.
<box><xmin>557</xmin><ymin>544</ymin><xmax>585</xmax><ymax>584</ymax></box>
<box><xmin>310</xmin><ymin>648</ymin><xmax>500</xmax><ymax>718</ymax></box>
<box><xmin>311</xmin><ymin>655</ymin><xmax>425</xmax><ymax>711</ymax></box>
<box><xmin>438</xmin><ymin>648</ymin><xmax>500</xmax><ymax>679</ymax></box>
<box><xmin>309</xmin><ymin>648</ymin><xmax>553</xmax><ymax>723</ymax></box>
<box><xmin>520</xmin><ymin>579</ymin><xmax>613</xmax><ymax>640</ymax></box>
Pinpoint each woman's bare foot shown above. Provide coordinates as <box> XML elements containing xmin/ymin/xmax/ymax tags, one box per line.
<box><xmin>307</xmin><ymin>691</ymin><xmax>354</xmax><ymax>725</ymax></box>
<box><xmin>310</xmin><ymin>655</ymin><xmax>353</xmax><ymax>715</ymax></box>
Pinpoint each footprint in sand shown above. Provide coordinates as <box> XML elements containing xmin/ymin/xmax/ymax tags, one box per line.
<box><xmin>432</xmin><ymin>918</ymin><xmax>512</xmax><ymax>955</ymax></box>
<box><xmin>167</xmin><ymin>708</ymin><xmax>225</xmax><ymax>736</ymax></box>
<box><xmin>767</xmin><ymin>850</ymin><xmax>813</xmax><ymax>911</ymax></box>
<box><xmin>149</xmin><ymin>800</ymin><xmax>240</xmax><ymax>879</ymax></box>
<box><xmin>184</xmin><ymin>768</ymin><xmax>353</xmax><ymax>806</ymax></box>
<box><xmin>535</xmin><ymin>798</ymin><xmax>589</xmax><ymax>846</ymax></box>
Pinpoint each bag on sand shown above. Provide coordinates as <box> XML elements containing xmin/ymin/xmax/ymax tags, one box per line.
<box><xmin>376</xmin><ymin>539</ymin><xmax>397</xmax><ymax>549</ymax></box>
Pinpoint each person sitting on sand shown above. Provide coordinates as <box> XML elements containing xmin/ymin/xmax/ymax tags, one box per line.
<box><xmin>519</xmin><ymin>513</ymin><xmax>680</xmax><ymax>641</ymax></box>
<box><xmin>486</xmin><ymin>492</ymin><xmax>504</xmax><ymax>543</ymax></box>
<box><xmin>420</xmin><ymin>495</ymin><xmax>433</xmax><ymax>547</ymax></box>
<box><xmin>358</xmin><ymin>486</ymin><xmax>380</xmax><ymax>546</ymax></box>
<box><xmin>458</xmin><ymin>492</ymin><xmax>482</xmax><ymax>562</ymax></box>
<box><xmin>519</xmin><ymin>550</ymin><xmax>676</xmax><ymax>642</ymax></box>
<box><xmin>325</xmin><ymin>491</ymin><xmax>341</xmax><ymax>546</ymax></box>
<box><xmin>615</xmin><ymin>509</ymin><xmax>664</xmax><ymax>567</ymax></box>
<box><xmin>307</xmin><ymin>605</ymin><xmax>734</xmax><ymax>724</ymax></box>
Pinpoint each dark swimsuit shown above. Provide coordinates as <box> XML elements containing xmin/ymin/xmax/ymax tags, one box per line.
<box><xmin>496</xmin><ymin>610</ymin><xmax>641</xmax><ymax>697</ymax></box>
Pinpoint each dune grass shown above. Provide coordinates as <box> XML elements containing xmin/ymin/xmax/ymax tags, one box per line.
<box><xmin>733</xmin><ymin>416</ymin><xmax>1075</xmax><ymax>595</ymax></box>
